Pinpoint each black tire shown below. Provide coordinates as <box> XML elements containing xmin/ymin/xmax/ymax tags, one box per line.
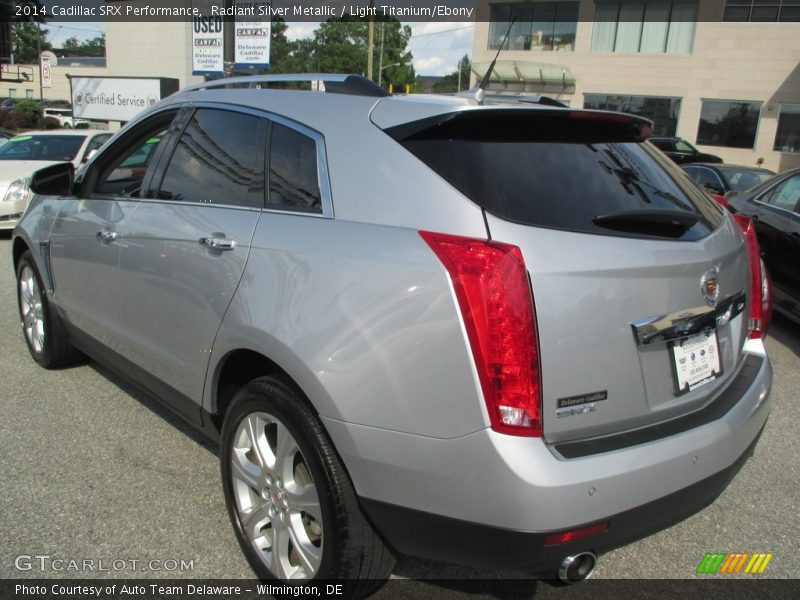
<box><xmin>16</xmin><ymin>250</ymin><xmax>82</xmax><ymax>368</ymax></box>
<box><xmin>220</xmin><ymin>376</ymin><xmax>395</xmax><ymax>597</ymax></box>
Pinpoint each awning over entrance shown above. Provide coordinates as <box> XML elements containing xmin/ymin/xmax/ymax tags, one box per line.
<box><xmin>472</xmin><ymin>60</ymin><xmax>576</xmax><ymax>95</ymax></box>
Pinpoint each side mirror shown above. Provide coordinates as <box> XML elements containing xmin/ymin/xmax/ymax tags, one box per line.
<box><xmin>30</xmin><ymin>162</ymin><xmax>74</xmax><ymax>195</ymax></box>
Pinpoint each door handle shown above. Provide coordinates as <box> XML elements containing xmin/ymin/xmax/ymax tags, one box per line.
<box><xmin>96</xmin><ymin>230</ymin><xmax>117</xmax><ymax>243</ymax></box>
<box><xmin>199</xmin><ymin>236</ymin><xmax>236</xmax><ymax>251</ymax></box>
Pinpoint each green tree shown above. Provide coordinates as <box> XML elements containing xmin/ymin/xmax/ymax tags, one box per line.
<box><xmin>61</xmin><ymin>33</ymin><xmax>105</xmax><ymax>56</ymax></box>
<box><xmin>432</xmin><ymin>55</ymin><xmax>472</xmax><ymax>93</ymax></box>
<box><xmin>287</xmin><ymin>17</ymin><xmax>415</xmax><ymax>88</ymax></box>
<box><xmin>11</xmin><ymin>21</ymin><xmax>51</xmax><ymax>63</ymax></box>
<box><xmin>265</xmin><ymin>18</ymin><xmax>294</xmax><ymax>73</ymax></box>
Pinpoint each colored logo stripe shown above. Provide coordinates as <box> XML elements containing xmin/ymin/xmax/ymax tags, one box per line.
<box><xmin>696</xmin><ymin>552</ymin><xmax>773</xmax><ymax>574</ymax></box>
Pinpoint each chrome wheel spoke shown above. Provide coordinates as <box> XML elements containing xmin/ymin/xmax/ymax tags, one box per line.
<box><xmin>241</xmin><ymin>501</ymin><xmax>271</xmax><ymax>539</ymax></box>
<box><xmin>244</xmin><ymin>414</ymin><xmax>270</xmax><ymax>471</ymax></box>
<box><xmin>287</xmin><ymin>483</ymin><xmax>322</xmax><ymax>523</ymax></box>
<box><xmin>270</xmin><ymin>519</ymin><xmax>291</xmax><ymax>579</ymax></box>
<box><xmin>274</xmin><ymin>421</ymin><xmax>300</xmax><ymax>480</ymax></box>
<box><xmin>231</xmin><ymin>451</ymin><xmax>263</xmax><ymax>491</ymax></box>
<box><xmin>288</xmin><ymin>519</ymin><xmax>322</xmax><ymax>576</ymax></box>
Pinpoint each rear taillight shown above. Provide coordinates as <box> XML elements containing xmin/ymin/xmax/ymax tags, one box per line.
<box><xmin>732</xmin><ymin>215</ymin><xmax>771</xmax><ymax>338</ymax></box>
<box><xmin>710</xmin><ymin>192</ymin><xmax>729</xmax><ymax>209</ymax></box>
<box><xmin>420</xmin><ymin>231</ymin><xmax>542</xmax><ymax>437</ymax></box>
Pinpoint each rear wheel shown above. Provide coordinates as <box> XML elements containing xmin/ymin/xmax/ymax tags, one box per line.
<box><xmin>16</xmin><ymin>251</ymin><xmax>81</xmax><ymax>368</ymax></box>
<box><xmin>220</xmin><ymin>377</ymin><xmax>394</xmax><ymax>596</ymax></box>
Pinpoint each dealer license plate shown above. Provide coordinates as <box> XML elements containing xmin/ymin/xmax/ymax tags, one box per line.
<box><xmin>670</xmin><ymin>329</ymin><xmax>722</xmax><ymax>396</ymax></box>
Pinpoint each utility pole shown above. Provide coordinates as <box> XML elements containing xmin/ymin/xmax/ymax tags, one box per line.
<box><xmin>223</xmin><ymin>0</ymin><xmax>234</xmax><ymax>76</ymax></box>
<box><xmin>377</xmin><ymin>23</ymin><xmax>384</xmax><ymax>86</ymax></box>
<box><xmin>366</xmin><ymin>0</ymin><xmax>374</xmax><ymax>81</ymax></box>
<box><xmin>36</xmin><ymin>22</ymin><xmax>42</xmax><ymax>101</ymax></box>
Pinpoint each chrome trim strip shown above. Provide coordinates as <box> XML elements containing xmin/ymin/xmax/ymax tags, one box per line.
<box><xmin>38</xmin><ymin>240</ymin><xmax>55</xmax><ymax>292</ymax></box>
<box><xmin>630</xmin><ymin>291</ymin><xmax>747</xmax><ymax>346</ymax></box>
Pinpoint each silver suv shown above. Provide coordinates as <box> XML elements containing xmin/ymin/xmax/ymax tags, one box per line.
<box><xmin>12</xmin><ymin>75</ymin><xmax>772</xmax><ymax>591</ymax></box>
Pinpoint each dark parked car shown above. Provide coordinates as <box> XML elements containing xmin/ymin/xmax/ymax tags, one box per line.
<box><xmin>683</xmin><ymin>163</ymin><xmax>775</xmax><ymax>195</ymax></box>
<box><xmin>650</xmin><ymin>136</ymin><xmax>723</xmax><ymax>165</ymax></box>
<box><xmin>727</xmin><ymin>168</ymin><xmax>800</xmax><ymax>323</ymax></box>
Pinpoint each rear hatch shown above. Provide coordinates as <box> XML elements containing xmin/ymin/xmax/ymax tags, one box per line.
<box><xmin>384</xmin><ymin>107</ymin><xmax>751</xmax><ymax>444</ymax></box>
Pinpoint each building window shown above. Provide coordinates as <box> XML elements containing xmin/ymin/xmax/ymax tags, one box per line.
<box><xmin>774</xmin><ymin>104</ymin><xmax>800</xmax><ymax>153</ymax></box>
<box><xmin>583</xmin><ymin>94</ymin><xmax>681</xmax><ymax>136</ymax></box>
<box><xmin>25</xmin><ymin>89</ymin><xmax>33</xmax><ymax>99</ymax></box>
<box><xmin>8</xmin><ymin>88</ymin><xmax>16</xmax><ymax>98</ymax></box>
<box><xmin>697</xmin><ymin>100</ymin><xmax>762</xmax><ymax>149</ymax></box>
<box><xmin>591</xmin><ymin>2</ymin><xmax>698</xmax><ymax>54</ymax></box>
<box><xmin>723</xmin><ymin>1</ymin><xmax>800</xmax><ymax>22</ymax></box>
<box><xmin>489</xmin><ymin>2</ymin><xmax>579</xmax><ymax>52</ymax></box>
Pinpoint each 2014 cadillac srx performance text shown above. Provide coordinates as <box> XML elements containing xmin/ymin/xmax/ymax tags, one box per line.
<box><xmin>12</xmin><ymin>75</ymin><xmax>772</xmax><ymax>596</ymax></box>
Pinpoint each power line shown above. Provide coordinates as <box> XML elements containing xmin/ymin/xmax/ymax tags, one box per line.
<box><xmin>409</xmin><ymin>25</ymin><xmax>473</xmax><ymax>39</ymax></box>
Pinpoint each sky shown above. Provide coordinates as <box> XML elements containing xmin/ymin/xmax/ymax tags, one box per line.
<box><xmin>45</xmin><ymin>21</ymin><xmax>474</xmax><ymax>77</ymax></box>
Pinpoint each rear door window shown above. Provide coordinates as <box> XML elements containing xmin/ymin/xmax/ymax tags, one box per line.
<box><xmin>157</xmin><ymin>108</ymin><xmax>264</xmax><ymax>208</ymax></box>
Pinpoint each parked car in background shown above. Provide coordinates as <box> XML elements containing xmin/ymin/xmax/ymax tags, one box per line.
<box><xmin>43</xmin><ymin>107</ymin><xmax>90</xmax><ymax>129</ymax></box>
<box><xmin>0</xmin><ymin>130</ymin><xmax>112</xmax><ymax>230</ymax></box>
<box><xmin>727</xmin><ymin>168</ymin><xmax>800</xmax><ymax>324</ymax></box>
<box><xmin>0</xmin><ymin>97</ymin><xmax>18</xmax><ymax>112</ymax></box>
<box><xmin>650</xmin><ymin>136</ymin><xmax>724</xmax><ymax>165</ymax></box>
<box><xmin>683</xmin><ymin>163</ymin><xmax>775</xmax><ymax>196</ymax></box>
<box><xmin>11</xmin><ymin>75</ymin><xmax>772</xmax><ymax>593</ymax></box>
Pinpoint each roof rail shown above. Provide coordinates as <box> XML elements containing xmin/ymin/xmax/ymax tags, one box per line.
<box><xmin>179</xmin><ymin>74</ymin><xmax>389</xmax><ymax>98</ymax></box>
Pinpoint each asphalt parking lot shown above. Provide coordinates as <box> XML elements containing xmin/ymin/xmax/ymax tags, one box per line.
<box><xmin>0</xmin><ymin>236</ymin><xmax>797</xmax><ymax>598</ymax></box>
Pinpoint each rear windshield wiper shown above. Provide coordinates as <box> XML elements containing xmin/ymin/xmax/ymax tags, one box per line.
<box><xmin>592</xmin><ymin>209</ymin><xmax>699</xmax><ymax>238</ymax></box>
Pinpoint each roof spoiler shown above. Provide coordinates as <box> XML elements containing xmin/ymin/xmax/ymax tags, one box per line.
<box><xmin>386</xmin><ymin>108</ymin><xmax>654</xmax><ymax>144</ymax></box>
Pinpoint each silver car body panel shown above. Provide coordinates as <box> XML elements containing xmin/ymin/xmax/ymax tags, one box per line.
<box><xmin>115</xmin><ymin>200</ymin><xmax>260</xmax><ymax>405</ymax></box>
<box><xmin>322</xmin><ymin>339</ymin><xmax>770</xmax><ymax>530</ymax></box>
<box><xmin>485</xmin><ymin>212</ymin><xmax>752</xmax><ymax>443</ymax></box>
<box><xmin>205</xmin><ymin>214</ymin><xmax>490</xmax><ymax>438</ymax></box>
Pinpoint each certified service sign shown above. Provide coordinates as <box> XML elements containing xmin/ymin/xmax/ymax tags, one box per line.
<box><xmin>71</xmin><ymin>77</ymin><xmax>163</xmax><ymax>122</ymax></box>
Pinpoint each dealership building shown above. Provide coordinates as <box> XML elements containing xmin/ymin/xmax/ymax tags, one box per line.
<box><xmin>472</xmin><ymin>0</ymin><xmax>800</xmax><ymax>171</ymax></box>
<box><xmin>1</xmin><ymin>0</ymin><xmax>799</xmax><ymax>170</ymax></box>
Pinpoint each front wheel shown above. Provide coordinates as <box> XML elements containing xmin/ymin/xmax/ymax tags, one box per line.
<box><xmin>16</xmin><ymin>251</ymin><xmax>81</xmax><ymax>368</ymax></box>
<box><xmin>220</xmin><ymin>377</ymin><xmax>394</xmax><ymax>595</ymax></box>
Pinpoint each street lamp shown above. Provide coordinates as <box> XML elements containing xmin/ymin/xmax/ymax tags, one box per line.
<box><xmin>379</xmin><ymin>63</ymin><xmax>400</xmax><ymax>88</ymax></box>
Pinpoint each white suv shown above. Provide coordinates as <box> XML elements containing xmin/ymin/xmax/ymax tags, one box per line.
<box><xmin>42</xmin><ymin>107</ymin><xmax>89</xmax><ymax>129</ymax></box>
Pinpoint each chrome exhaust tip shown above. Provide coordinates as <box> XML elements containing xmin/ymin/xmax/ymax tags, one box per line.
<box><xmin>558</xmin><ymin>552</ymin><xmax>597</xmax><ymax>583</ymax></box>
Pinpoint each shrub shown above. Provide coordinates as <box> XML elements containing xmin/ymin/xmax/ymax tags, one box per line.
<box><xmin>40</xmin><ymin>116</ymin><xmax>62</xmax><ymax>130</ymax></box>
<box><xmin>13</xmin><ymin>99</ymin><xmax>43</xmax><ymax>120</ymax></box>
<box><xmin>6</xmin><ymin>111</ymin><xmax>38</xmax><ymax>130</ymax></box>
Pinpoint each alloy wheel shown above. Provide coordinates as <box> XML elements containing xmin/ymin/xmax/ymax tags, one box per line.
<box><xmin>230</xmin><ymin>411</ymin><xmax>323</xmax><ymax>579</ymax></box>
<box><xmin>19</xmin><ymin>265</ymin><xmax>45</xmax><ymax>354</ymax></box>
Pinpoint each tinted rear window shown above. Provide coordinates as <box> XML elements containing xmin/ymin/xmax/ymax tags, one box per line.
<box><xmin>393</xmin><ymin>111</ymin><xmax>723</xmax><ymax>240</ymax></box>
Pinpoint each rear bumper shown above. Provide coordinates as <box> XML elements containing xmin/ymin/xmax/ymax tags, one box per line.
<box><xmin>323</xmin><ymin>343</ymin><xmax>771</xmax><ymax>573</ymax></box>
<box><xmin>360</xmin><ymin>422</ymin><xmax>765</xmax><ymax>574</ymax></box>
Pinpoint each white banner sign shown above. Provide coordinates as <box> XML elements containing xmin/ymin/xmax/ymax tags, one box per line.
<box><xmin>71</xmin><ymin>77</ymin><xmax>162</xmax><ymax>121</ymax></box>
<box><xmin>192</xmin><ymin>0</ymin><xmax>225</xmax><ymax>75</ymax></box>
<box><xmin>234</xmin><ymin>0</ymin><xmax>271</xmax><ymax>68</ymax></box>
<box><xmin>40</xmin><ymin>55</ymin><xmax>52</xmax><ymax>88</ymax></box>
